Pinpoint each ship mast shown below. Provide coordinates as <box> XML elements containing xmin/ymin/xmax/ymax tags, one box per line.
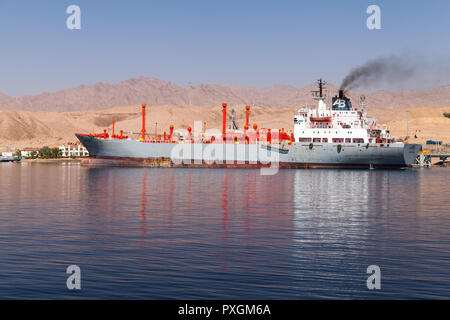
<box><xmin>318</xmin><ymin>78</ymin><xmax>324</xmax><ymax>98</ymax></box>
<box><xmin>311</xmin><ymin>78</ymin><xmax>327</xmax><ymax>110</ymax></box>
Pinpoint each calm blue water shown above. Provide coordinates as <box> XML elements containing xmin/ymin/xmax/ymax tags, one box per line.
<box><xmin>0</xmin><ymin>163</ymin><xmax>449</xmax><ymax>299</ymax></box>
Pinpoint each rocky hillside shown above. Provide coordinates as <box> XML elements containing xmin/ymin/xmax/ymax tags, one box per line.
<box><xmin>2</xmin><ymin>77</ymin><xmax>450</xmax><ymax>112</ymax></box>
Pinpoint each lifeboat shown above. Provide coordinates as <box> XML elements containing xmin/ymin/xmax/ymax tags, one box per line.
<box><xmin>310</xmin><ymin>116</ymin><xmax>331</xmax><ymax>122</ymax></box>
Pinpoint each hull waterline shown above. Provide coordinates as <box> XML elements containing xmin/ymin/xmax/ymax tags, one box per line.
<box><xmin>76</xmin><ymin>134</ymin><xmax>421</xmax><ymax>169</ymax></box>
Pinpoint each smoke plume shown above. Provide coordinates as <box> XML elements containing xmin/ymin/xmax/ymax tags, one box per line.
<box><xmin>340</xmin><ymin>55</ymin><xmax>416</xmax><ymax>90</ymax></box>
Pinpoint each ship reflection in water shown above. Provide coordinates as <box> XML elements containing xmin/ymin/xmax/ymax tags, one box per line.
<box><xmin>0</xmin><ymin>163</ymin><xmax>449</xmax><ymax>299</ymax></box>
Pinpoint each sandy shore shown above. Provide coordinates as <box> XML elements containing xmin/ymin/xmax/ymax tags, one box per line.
<box><xmin>21</xmin><ymin>158</ymin><xmax>84</xmax><ymax>163</ymax></box>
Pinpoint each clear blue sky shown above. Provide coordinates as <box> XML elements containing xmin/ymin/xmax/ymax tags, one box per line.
<box><xmin>0</xmin><ymin>0</ymin><xmax>449</xmax><ymax>96</ymax></box>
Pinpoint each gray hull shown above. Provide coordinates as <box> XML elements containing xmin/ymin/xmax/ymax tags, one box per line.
<box><xmin>76</xmin><ymin>134</ymin><xmax>421</xmax><ymax>169</ymax></box>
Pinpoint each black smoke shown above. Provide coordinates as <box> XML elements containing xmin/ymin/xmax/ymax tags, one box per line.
<box><xmin>340</xmin><ymin>55</ymin><xmax>416</xmax><ymax>90</ymax></box>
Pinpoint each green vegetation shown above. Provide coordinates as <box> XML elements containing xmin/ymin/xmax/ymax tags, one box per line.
<box><xmin>29</xmin><ymin>151</ymin><xmax>38</xmax><ymax>159</ymax></box>
<box><xmin>39</xmin><ymin>146</ymin><xmax>61</xmax><ymax>159</ymax></box>
<box><xmin>444</xmin><ymin>112</ymin><xmax>450</xmax><ymax>119</ymax></box>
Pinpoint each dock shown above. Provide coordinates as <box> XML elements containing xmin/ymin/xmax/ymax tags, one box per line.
<box><xmin>415</xmin><ymin>151</ymin><xmax>450</xmax><ymax>167</ymax></box>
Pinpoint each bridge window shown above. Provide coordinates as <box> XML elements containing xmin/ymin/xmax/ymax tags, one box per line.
<box><xmin>332</xmin><ymin>138</ymin><xmax>344</xmax><ymax>143</ymax></box>
<box><xmin>313</xmin><ymin>138</ymin><xmax>321</xmax><ymax>142</ymax></box>
<box><xmin>353</xmin><ymin>138</ymin><xmax>364</xmax><ymax>143</ymax></box>
<box><xmin>299</xmin><ymin>138</ymin><xmax>312</xmax><ymax>142</ymax></box>
<box><xmin>322</xmin><ymin>138</ymin><xmax>328</xmax><ymax>142</ymax></box>
<box><xmin>345</xmin><ymin>138</ymin><xmax>351</xmax><ymax>143</ymax></box>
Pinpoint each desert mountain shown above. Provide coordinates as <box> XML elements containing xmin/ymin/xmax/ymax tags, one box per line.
<box><xmin>2</xmin><ymin>77</ymin><xmax>450</xmax><ymax>112</ymax></box>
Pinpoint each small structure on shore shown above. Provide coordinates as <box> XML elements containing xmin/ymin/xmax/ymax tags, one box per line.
<box><xmin>59</xmin><ymin>144</ymin><xmax>89</xmax><ymax>157</ymax></box>
<box><xmin>20</xmin><ymin>148</ymin><xmax>40</xmax><ymax>158</ymax></box>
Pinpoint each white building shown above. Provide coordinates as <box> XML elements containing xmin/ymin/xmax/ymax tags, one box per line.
<box><xmin>59</xmin><ymin>144</ymin><xmax>89</xmax><ymax>157</ymax></box>
<box><xmin>20</xmin><ymin>148</ymin><xmax>40</xmax><ymax>158</ymax></box>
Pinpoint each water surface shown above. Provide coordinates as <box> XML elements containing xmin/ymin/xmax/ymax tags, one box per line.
<box><xmin>0</xmin><ymin>163</ymin><xmax>449</xmax><ymax>299</ymax></box>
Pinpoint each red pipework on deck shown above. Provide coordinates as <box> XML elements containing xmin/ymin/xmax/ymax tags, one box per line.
<box><xmin>253</xmin><ymin>124</ymin><xmax>259</xmax><ymax>142</ymax></box>
<box><xmin>88</xmin><ymin>103</ymin><xmax>285</xmax><ymax>145</ymax></box>
<box><xmin>92</xmin><ymin>130</ymin><xmax>109</xmax><ymax>139</ymax></box>
<box><xmin>169</xmin><ymin>125</ymin><xmax>174</xmax><ymax>142</ymax></box>
<box><xmin>244</xmin><ymin>123</ymin><xmax>249</xmax><ymax>144</ymax></box>
<box><xmin>222</xmin><ymin>103</ymin><xmax>227</xmax><ymax>141</ymax></box>
<box><xmin>279</xmin><ymin>131</ymin><xmax>290</xmax><ymax>141</ymax></box>
<box><xmin>187</xmin><ymin>126</ymin><xmax>192</xmax><ymax>141</ymax></box>
<box><xmin>141</xmin><ymin>104</ymin><xmax>146</xmax><ymax>141</ymax></box>
<box><xmin>245</xmin><ymin>105</ymin><xmax>250</xmax><ymax>128</ymax></box>
<box><xmin>243</xmin><ymin>124</ymin><xmax>249</xmax><ymax>144</ymax></box>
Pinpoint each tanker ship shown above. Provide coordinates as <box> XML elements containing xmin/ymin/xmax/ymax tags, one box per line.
<box><xmin>76</xmin><ymin>80</ymin><xmax>421</xmax><ymax>169</ymax></box>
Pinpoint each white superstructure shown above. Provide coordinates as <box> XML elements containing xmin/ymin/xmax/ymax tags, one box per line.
<box><xmin>294</xmin><ymin>79</ymin><xmax>392</xmax><ymax>145</ymax></box>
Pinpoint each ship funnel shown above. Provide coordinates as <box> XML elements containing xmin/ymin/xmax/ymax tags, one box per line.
<box><xmin>338</xmin><ymin>90</ymin><xmax>344</xmax><ymax>99</ymax></box>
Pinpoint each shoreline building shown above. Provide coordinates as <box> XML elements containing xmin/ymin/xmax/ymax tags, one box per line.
<box><xmin>59</xmin><ymin>144</ymin><xmax>89</xmax><ymax>157</ymax></box>
<box><xmin>1</xmin><ymin>152</ymin><xmax>13</xmax><ymax>157</ymax></box>
<box><xmin>20</xmin><ymin>148</ymin><xmax>40</xmax><ymax>158</ymax></box>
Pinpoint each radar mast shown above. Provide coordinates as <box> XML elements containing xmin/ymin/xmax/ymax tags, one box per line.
<box><xmin>311</xmin><ymin>79</ymin><xmax>328</xmax><ymax>110</ymax></box>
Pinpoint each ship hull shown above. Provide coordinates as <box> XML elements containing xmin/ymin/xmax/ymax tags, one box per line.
<box><xmin>76</xmin><ymin>134</ymin><xmax>421</xmax><ymax>169</ymax></box>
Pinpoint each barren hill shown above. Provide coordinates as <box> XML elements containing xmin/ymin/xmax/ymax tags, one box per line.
<box><xmin>2</xmin><ymin>77</ymin><xmax>450</xmax><ymax>112</ymax></box>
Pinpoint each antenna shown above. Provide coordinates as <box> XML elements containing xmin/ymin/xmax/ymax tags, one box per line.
<box><xmin>312</xmin><ymin>78</ymin><xmax>327</xmax><ymax>101</ymax></box>
<box><xmin>360</xmin><ymin>95</ymin><xmax>366</xmax><ymax>110</ymax></box>
<box><xmin>318</xmin><ymin>78</ymin><xmax>325</xmax><ymax>98</ymax></box>
<box><xmin>188</xmin><ymin>81</ymin><xmax>193</xmax><ymax>106</ymax></box>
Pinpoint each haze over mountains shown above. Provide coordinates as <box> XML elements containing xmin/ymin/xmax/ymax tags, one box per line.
<box><xmin>2</xmin><ymin>77</ymin><xmax>450</xmax><ymax>112</ymax></box>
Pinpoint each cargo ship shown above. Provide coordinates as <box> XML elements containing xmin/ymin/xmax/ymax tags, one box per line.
<box><xmin>76</xmin><ymin>80</ymin><xmax>421</xmax><ymax>169</ymax></box>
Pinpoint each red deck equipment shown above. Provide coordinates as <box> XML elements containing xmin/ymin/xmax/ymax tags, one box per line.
<box><xmin>245</xmin><ymin>105</ymin><xmax>250</xmax><ymax>128</ymax></box>
<box><xmin>222</xmin><ymin>103</ymin><xmax>227</xmax><ymax>141</ymax></box>
<box><xmin>141</xmin><ymin>104</ymin><xmax>147</xmax><ymax>141</ymax></box>
<box><xmin>187</xmin><ymin>126</ymin><xmax>192</xmax><ymax>141</ymax></box>
<box><xmin>169</xmin><ymin>125</ymin><xmax>174</xmax><ymax>142</ymax></box>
